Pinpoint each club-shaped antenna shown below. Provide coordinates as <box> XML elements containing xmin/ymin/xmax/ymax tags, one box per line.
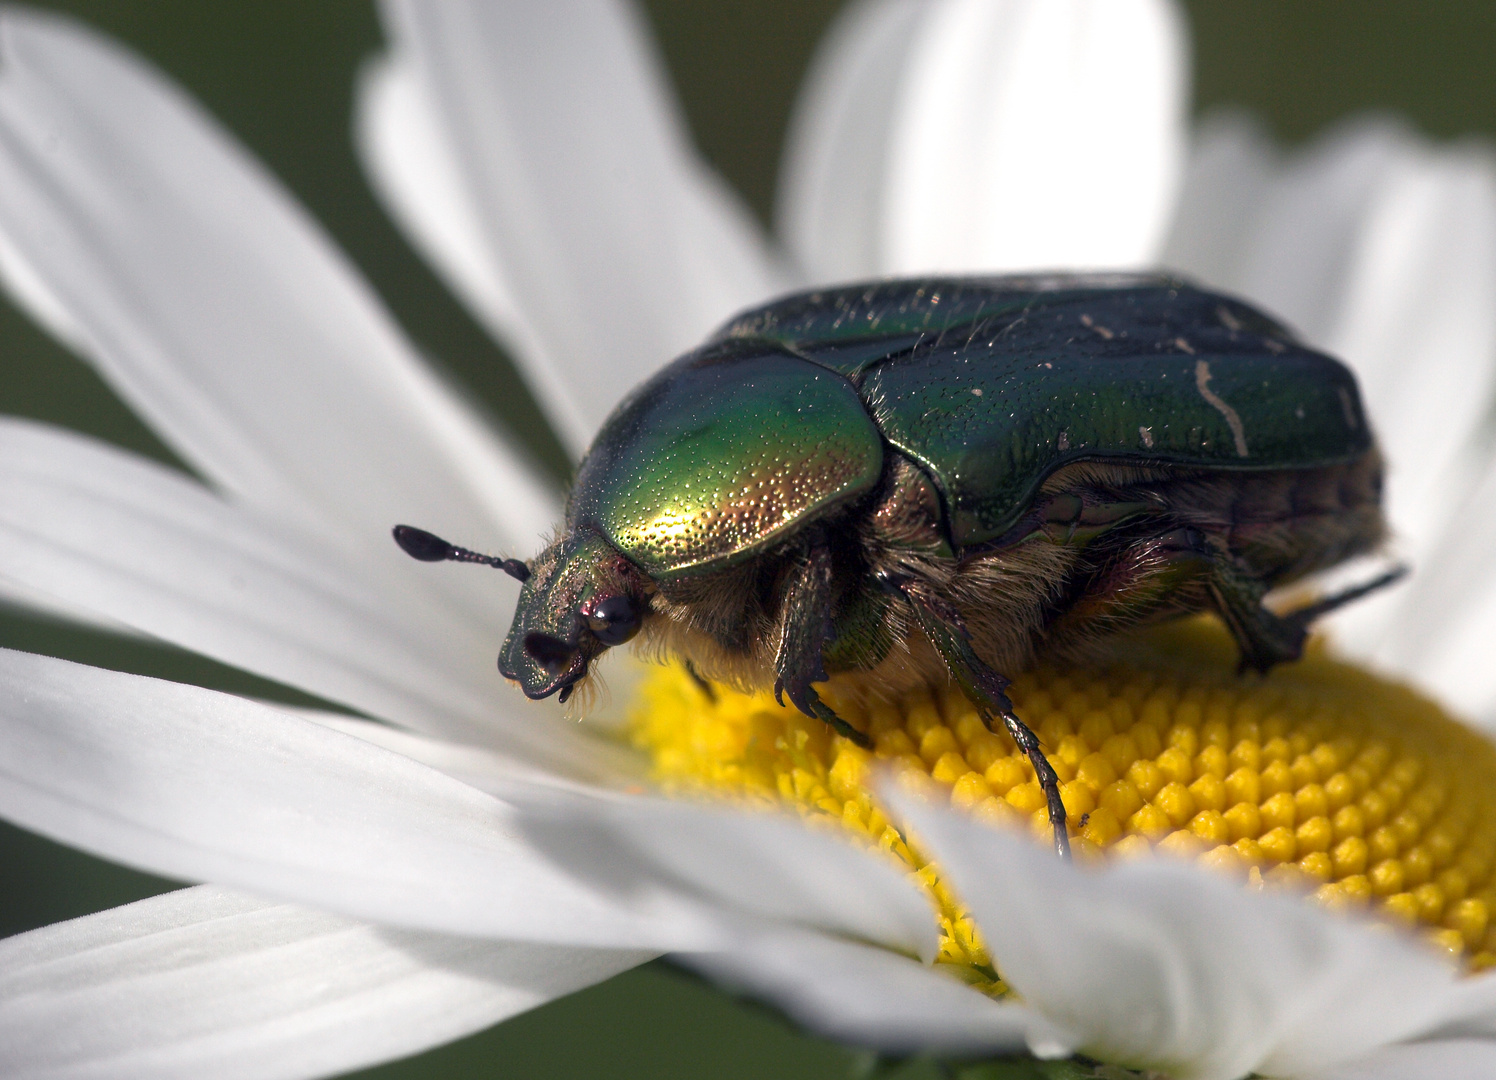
<box><xmin>392</xmin><ymin>525</ymin><xmax>530</xmax><ymax>582</ymax></box>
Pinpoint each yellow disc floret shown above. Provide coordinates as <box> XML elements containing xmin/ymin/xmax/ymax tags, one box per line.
<box><xmin>630</xmin><ymin>619</ymin><xmax>1496</xmax><ymax>988</ymax></box>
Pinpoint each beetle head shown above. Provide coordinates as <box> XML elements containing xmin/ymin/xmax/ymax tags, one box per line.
<box><xmin>499</xmin><ymin>530</ymin><xmax>647</xmax><ymax>701</ymax></box>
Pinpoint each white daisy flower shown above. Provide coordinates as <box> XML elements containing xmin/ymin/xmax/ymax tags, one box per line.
<box><xmin>2</xmin><ymin>3</ymin><xmax>1496</xmax><ymax>1079</ymax></box>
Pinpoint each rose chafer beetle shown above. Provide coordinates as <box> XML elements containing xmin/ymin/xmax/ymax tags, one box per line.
<box><xmin>396</xmin><ymin>274</ymin><xmax>1400</xmax><ymax>858</ymax></box>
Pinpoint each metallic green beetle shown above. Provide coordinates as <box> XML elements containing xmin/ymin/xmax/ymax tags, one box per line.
<box><xmin>396</xmin><ymin>274</ymin><xmax>1399</xmax><ymax>857</ymax></box>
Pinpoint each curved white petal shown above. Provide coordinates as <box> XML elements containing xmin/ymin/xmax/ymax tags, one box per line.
<box><xmin>0</xmin><ymin>570</ymin><xmax>146</xmax><ymax>637</ymax></box>
<box><xmin>356</xmin><ymin>53</ymin><xmax>524</xmax><ymax>365</ymax></box>
<box><xmin>304</xmin><ymin>710</ymin><xmax>624</xmax><ymax>795</ymax></box>
<box><xmin>864</xmin><ymin>0</ymin><xmax>1186</xmax><ymax>276</ymax></box>
<box><xmin>1159</xmin><ymin>113</ymin><xmax>1279</xmax><ymax>295</ymax></box>
<box><xmin>297</xmin><ymin>711</ymin><xmax>936</xmax><ymax>960</ymax></box>
<box><xmin>775</xmin><ymin>0</ymin><xmax>927</xmax><ymax>282</ymax></box>
<box><xmin>1324</xmin><ymin>139</ymin><xmax>1496</xmax><ymax>677</ymax></box>
<box><xmin>0</xmin><ymin>8</ymin><xmax>557</xmax><ymax>560</ymax></box>
<box><xmin>361</xmin><ymin>0</ymin><xmax>785</xmax><ymax>455</ymax></box>
<box><xmin>1396</xmin><ymin>453</ymin><xmax>1496</xmax><ymax>725</ymax></box>
<box><xmin>1165</xmin><ymin>117</ymin><xmax>1399</xmax><ymax>347</ymax></box>
<box><xmin>0</xmin><ymin>886</ymin><xmax>648</xmax><ymax>1080</ymax></box>
<box><xmin>513</xmin><ymin>791</ymin><xmax>939</xmax><ymax>960</ymax></box>
<box><xmin>890</xmin><ymin>789</ymin><xmax>1484</xmax><ymax>1080</ymax></box>
<box><xmin>0</xmin><ymin>417</ymin><xmax>622</xmax><ymax>774</ymax></box>
<box><xmin>783</xmin><ymin>0</ymin><xmax>1189</xmax><ymax>280</ymax></box>
<box><xmin>0</xmin><ymin>648</ymin><xmax>718</xmax><ymax>950</ymax></box>
<box><xmin>1310</xmin><ymin>1040</ymin><xmax>1496</xmax><ymax>1080</ymax></box>
<box><xmin>1319</xmin><ymin>131</ymin><xmax>1496</xmax><ymax>556</ymax></box>
<box><xmin>681</xmin><ymin>928</ymin><xmax>1061</xmax><ymax>1057</ymax></box>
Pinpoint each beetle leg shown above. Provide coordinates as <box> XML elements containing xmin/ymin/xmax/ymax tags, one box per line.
<box><xmin>1204</xmin><ymin>537</ymin><xmax>1406</xmax><ymax>674</ymax></box>
<box><xmin>1213</xmin><ymin>558</ymin><xmax>1409</xmax><ymax>674</ymax></box>
<box><xmin>1044</xmin><ymin>525</ymin><xmax>1216</xmax><ymax>649</ymax></box>
<box><xmin>884</xmin><ymin>572</ymin><xmax>1070</xmax><ymax>860</ymax></box>
<box><xmin>682</xmin><ymin>658</ymin><xmax>717</xmax><ymax>702</ymax></box>
<box><xmin>773</xmin><ymin>543</ymin><xmax>873</xmax><ymax>748</ymax></box>
<box><xmin>1201</xmin><ymin>548</ymin><xmax>1298</xmax><ymax>673</ymax></box>
<box><xmin>1281</xmin><ymin>564</ymin><xmax>1408</xmax><ymax>627</ymax></box>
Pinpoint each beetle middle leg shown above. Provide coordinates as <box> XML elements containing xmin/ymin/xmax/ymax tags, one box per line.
<box><xmin>883</xmin><ymin>572</ymin><xmax>1070</xmax><ymax>859</ymax></box>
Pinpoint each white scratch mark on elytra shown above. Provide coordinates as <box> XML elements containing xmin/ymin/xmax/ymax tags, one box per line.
<box><xmin>1079</xmin><ymin>314</ymin><xmax>1115</xmax><ymax>339</ymax></box>
<box><xmin>1338</xmin><ymin>387</ymin><xmax>1360</xmax><ymax>430</ymax></box>
<box><xmin>1195</xmin><ymin>360</ymin><xmax>1249</xmax><ymax>458</ymax></box>
<box><xmin>1139</xmin><ymin>425</ymin><xmax>1154</xmax><ymax>449</ymax></box>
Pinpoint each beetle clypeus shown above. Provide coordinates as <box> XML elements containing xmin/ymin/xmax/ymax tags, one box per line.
<box><xmin>396</xmin><ymin>274</ymin><xmax>1402</xmax><ymax>857</ymax></box>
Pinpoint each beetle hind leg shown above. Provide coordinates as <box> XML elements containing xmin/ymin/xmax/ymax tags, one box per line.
<box><xmin>1207</xmin><ymin>547</ymin><xmax>1408</xmax><ymax>674</ymax></box>
<box><xmin>884</xmin><ymin>572</ymin><xmax>1070</xmax><ymax>859</ymax></box>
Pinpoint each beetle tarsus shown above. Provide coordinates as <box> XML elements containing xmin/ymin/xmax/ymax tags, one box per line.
<box><xmin>887</xmin><ymin>572</ymin><xmax>1070</xmax><ymax>859</ymax></box>
<box><xmin>810</xmin><ymin>694</ymin><xmax>874</xmax><ymax>749</ymax></box>
<box><xmin>998</xmin><ymin>700</ymin><xmax>1072</xmax><ymax>861</ymax></box>
<box><xmin>773</xmin><ymin>673</ymin><xmax>872</xmax><ymax>748</ymax></box>
<box><xmin>1282</xmin><ymin>564</ymin><xmax>1408</xmax><ymax>629</ymax></box>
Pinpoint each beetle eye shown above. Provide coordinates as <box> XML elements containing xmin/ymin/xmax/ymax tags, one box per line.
<box><xmin>586</xmin><ymin>595</ymin><xmax>641</xmax><ymax>647</ymax></box>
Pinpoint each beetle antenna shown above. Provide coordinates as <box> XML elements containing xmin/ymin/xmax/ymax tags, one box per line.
<box><xmin>392</xmin><ymin>524</ymin><xmax>530</xmax><ymax>582</ymax></box>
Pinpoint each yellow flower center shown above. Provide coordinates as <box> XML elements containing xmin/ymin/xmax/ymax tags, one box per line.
<box><xmin>630</xmin><ymin>618</ymin><xmax>1496</xmax><ymax>990</ymax></box>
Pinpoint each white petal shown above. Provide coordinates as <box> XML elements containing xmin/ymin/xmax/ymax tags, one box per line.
<box><xmin>878</xmin><ymin>0</ymin><xmax>1187</xmax><ymax>275</ymax></box>
<box><xmin>303</xmin><ymin>710</ymin><xmax>628</xmax><ymax>796</ymax></box>
<box><xmin>0</xmin><ymin>648</ymin><xmax>718</xmax><ymax>950</ymax></box>
<box><xmin>890</xmin><ymin>789</ymin><xmax>1472</xmax><ymax>1080</ymax></box>
<box><xmin>1168</xmin><ymin>118</ymin><xmax>1404</xmax><ymax>345</ymax></box>
<box><xmin>680</xmin><ymin>928</ymin><xmax>1061</xmax><ymax>1057</ymax></box>
<box><xmin>1325</xmin><ymin>142</ymin><xmax>1496</xmax><ymax>678</ymax></box>
<box><xmin>362</xmin><ymin>0</ymin><xmax>785</xmax><ymax>455</ymax></box>
<box><xmin>0</xmin><ymin>9</ymin><xmax>557</xmax><ymax>557</ymax></box>
<box><xmin>0</xmin><ymin>571</ymin><xmax>146</xmax><ymax>637</ymax></box>
<box><xmin>1397</xmin><ymin>454</ymin><xmax>1496</xmax><ymax>725</ymax></box>
<box><xmin>0</xmin><ymin>886</ymin><xmax>648</xmax><ymax>1080</ymax></box>
<box><xmin>0</xmin><ymin>417</ymin><xmax>619</xmax><ymax>774</ymax></box>
<box><xmin>1321</xmin><ymin>133</ymin><xmax>1496</xmax><ymax>572</ymax></box>
<box><xmin>512</xmin><ymin>790</ymin><xmax>939</xmax><ymax>960</ymax></box>
<box><xmin>1310</xmin><ymin>1040</ymin><xmax>1496</xmax><ymax>1080</ymax></box>
<box><xmin>1159</xmin><ymin>112</ymin><xmax>1279</xmax><ymax>293</ymax></box>
<box><xmin>775</xmin><ymin>0</ymin><xmax>927</xmax><ymax>282</ymax></box>
<box><xmin>355</xmin><ymin>52</ymin><xmax>526</xmax><ymax>368</ymax></box>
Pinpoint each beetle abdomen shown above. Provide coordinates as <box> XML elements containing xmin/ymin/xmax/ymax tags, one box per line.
<box><xmin>1170</xmin><ymin>448</ymin><xmax>1385</xmax><ymax>585</ymax></box>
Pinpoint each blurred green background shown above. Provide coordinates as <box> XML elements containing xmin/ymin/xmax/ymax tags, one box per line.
<box><xmin>2</xmin><ymin>2</ymin><xmax>1494</xmax><ymax>1077</ymax></box>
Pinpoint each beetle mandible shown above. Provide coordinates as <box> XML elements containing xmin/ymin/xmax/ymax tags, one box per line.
<box><xmin>395</xmin><ymin>274</ymin><xmax>1402</xmax><ymax>859</ymax></box>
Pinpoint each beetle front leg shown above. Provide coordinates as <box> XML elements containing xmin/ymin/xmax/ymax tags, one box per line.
<box><xmin>884</xmin><ymin>572</ymin><xmax>1070</xmax><ymax>860</ymax></box>
<box><xmin>773</xmin><ymin>542</ymin><xmax>873</xmax><ymax>748</ymax></box>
